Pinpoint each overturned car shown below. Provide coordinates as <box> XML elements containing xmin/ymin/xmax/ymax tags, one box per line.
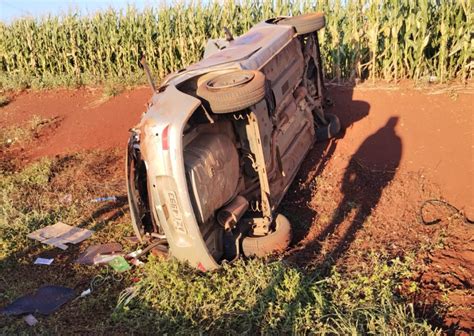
<box><xmin>126</xmin><ymin>12</ymin><xmax>340</xmax><ymax>270</ymax></box>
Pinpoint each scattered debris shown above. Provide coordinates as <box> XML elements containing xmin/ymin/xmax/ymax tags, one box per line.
<box><xmin>79</xmin><ymin>288</ymin><xmax>91</xmax><ymax>298</ymax></box>
<box><xmin>129</xmin><ymin>258</ymin><xmax>144</xmax><ymax>267</ymax></box>
<box><xmin>34</xmin><ymin>257</ymin><xmax>54</xmax><ymax>265</ymax></box>
<box><xmin>124</xmin><ymin>236</ymin><xmax>140</xmax><ymax>244</ymax></box>
<box><xmin>93</xmin><ymin>254</ymin><xmax>121</xmax><ymax>264</ymax></box>
<box><xmin>91</xmin><ymin>267</ymin><xmax>123</xmax><ymax>290</ymax></box>
<box><xmin>91</xmin><ymin>196</ymin><xmax>117</xmax><ymax>203</ymax></box>
<box><xmin>59</xmin><ymin>193</ymin><xmax>73</xmax><ymax>205</ymax></box>
<box><xmin>108</xmin><ymin>256</ymin><xmax>131</xmax><ymax>273</ymax></box>
<box><xmin>1</xmin><ymin>285</ymin><xmax>75</xmax><ymax>316</ymax></box>
<box><xmin>75</xmin><ymin>243</ymin><xmax>123</xmax><ymax>265</ymax></box>
<box><xmin>27</xmin><ymin>222</ymin><xmax>93</xmax><ymax>250</ymax></box>
<box><xmin>126</xmin><ymin>249</ymin><xmax>142</xmax><ymax>259</ymax></box>
<box><xmin>117</xmin><ymin>286</ymin><xmax>139</xmax><ymax>308</ymax></box>
<box><xmin>23</xmin><ymin>314</ymin><xmax>38</xmax><ymax>326</ymax></box>
<box><xmin>150</xmin><ymin>244</ymin><xmax>169</xmax><ymax>259</ymax></box>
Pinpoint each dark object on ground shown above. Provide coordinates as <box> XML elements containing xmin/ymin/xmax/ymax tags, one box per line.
<box><xmin>75</xmin><ymin>243</ymin><xmax>123</xmax><ymax>265</ymax></box>
<box><xmin>1</xmin><ymin>286</ymin><xmax>75</xmax><ymax>316</ymax></box>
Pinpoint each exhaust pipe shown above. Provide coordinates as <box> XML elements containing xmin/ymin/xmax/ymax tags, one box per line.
<box><xmin>217</xmin><ymin>196</ymin><xmax>249</xmax><ymax>231</ymax></box>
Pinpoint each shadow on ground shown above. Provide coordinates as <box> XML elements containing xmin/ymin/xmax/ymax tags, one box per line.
<box><xmin>282</xmin><ymin>85</ymin><xmax>404</xmax><ymax>275</ymax></box>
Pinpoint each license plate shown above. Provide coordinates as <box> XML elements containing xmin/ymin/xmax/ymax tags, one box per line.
<box><xmin>166</xmin><ymin>191</ymin><xmax>186</xmax><ymax>234</ymax></box>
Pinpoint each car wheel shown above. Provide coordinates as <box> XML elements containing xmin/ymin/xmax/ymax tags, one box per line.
<box><xmin>242</xmin><ymin>214</ymin><xmax>292</xmax><ymax>258</ymax></box>
<box><xmin>197</xmin><ymin>70</ymin><xmax>265</xmax><ymax>114</ymax></box>
<box><xmin>277</xmin><ymin>12</ymin><xmax>325</xmax><ymax>35</ymax></box>
<box><xmin>316</xmin><ymin>113</ymin><xmax>341</xmax><ymax>142</ymax></box>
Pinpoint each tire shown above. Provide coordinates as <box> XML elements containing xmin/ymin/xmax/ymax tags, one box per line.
<box><xmin>197</xmin><ymin>70</ymin><xmax>265</xmax><ymax>114</ymax></box>
<box><xmin>277</xmin><ymin>12</ymin><xmax>325</xmax><ymax>35</ymax></box>
<box><xmin>242</xmin><ymin>214</ymin><xmax>292</xmax><ymax>258</ymax></box>
<box><xmin>316</xmin><ymin>113</ymin><xmax>341</xmax><ymax>142</ymax></box>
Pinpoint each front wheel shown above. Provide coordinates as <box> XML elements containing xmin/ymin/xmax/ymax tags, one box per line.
<box><xmin>276</xmin><ymin>12</ymin><xmax>325</xmax><ymax>35</ymax></box>
<box><xmin>242</xmin><ymin>214</ymin><xmax>292</xmax><ymax>258</ymax></box>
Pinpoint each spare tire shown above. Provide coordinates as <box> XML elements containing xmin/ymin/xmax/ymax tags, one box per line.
<box><xmin>242</xmin><ymin>214</ymin><xmax>292</xmax><ymax>258</ymax></box>
<box><xmin>277</xmin><ymin>12</ymin><xmax>325</xmax><ymax>35</ymax></box>
<box><xmin>197</xmin><ymin>70</ymin><xmax>265</xmax><ymax>114</ymax></box>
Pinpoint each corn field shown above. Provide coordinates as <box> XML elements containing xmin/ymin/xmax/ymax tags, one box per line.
<box><xmin>0</xmin><ymin>0</ymin><xmax>472</xmax><ymax>89</ymax></box>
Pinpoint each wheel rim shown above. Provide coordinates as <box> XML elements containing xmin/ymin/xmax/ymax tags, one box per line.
<box><xmin>206</xmin><ymin>71</ymin><xmax>254</xmax><ymax>91</ymax></box>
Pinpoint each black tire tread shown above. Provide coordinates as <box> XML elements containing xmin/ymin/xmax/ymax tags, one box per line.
<box><xmin>197</xmin><ymin>70</ymin><xmax>266</xmax><ymax>114</ymax></box>
<box><xmin>277</xmin><ymin>12</ymin><xmax>325</xmax><ymax>35</ymax></box>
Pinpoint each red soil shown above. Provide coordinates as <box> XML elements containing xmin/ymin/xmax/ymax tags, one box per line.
<box><xmin>1</xmin><ymin>82</ymin><xmax>473</xmax><ymax>332</ymax></box>
<box><xmin>1</xmin><ymin>87</ymin><xmax>150</xmax><ymax>158</ymax></box>
<box><xmin>2</xmin><ymin>84</ymin><xmax>471</xmax><ymax>217</ymax></box>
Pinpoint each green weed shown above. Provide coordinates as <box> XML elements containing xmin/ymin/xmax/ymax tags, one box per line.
<box><xmin>114</xmin><ymin>254</ymin><xmax>439</xmax><ymax>335</ymax></box>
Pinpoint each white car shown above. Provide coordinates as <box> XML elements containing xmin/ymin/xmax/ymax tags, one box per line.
<box><xmin>126</xmin><ymin>12</ymin><xmax>340</xmax><ymax>270</ymax></box>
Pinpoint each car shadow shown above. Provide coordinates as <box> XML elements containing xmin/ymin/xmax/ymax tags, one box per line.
<box><xmin>280</xmin><ymin>84</ymin><xmax>370</xmax><ymax>245</ymax></box>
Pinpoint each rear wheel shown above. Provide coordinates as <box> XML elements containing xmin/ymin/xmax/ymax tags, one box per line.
<box><xmin>316</xmin><ymin>113</ymin><xmax>341</xmax><ymax>141</ymax></box>
<box><xmin>276</xmin><ymin>12</ymin><xmax>325</xmax><ymax>35</ymax></box>
<box><xmin>242</xmin><ymin>214</ymin><xmax>292</xmax><ymax>258</ymax></box>
<box><xmin>197</xmin><ymin>70</ymin><xmax>265</xmax><ymax>114</ymax></box>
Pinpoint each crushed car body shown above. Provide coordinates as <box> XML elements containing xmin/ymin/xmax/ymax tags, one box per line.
<box><xmin>126</xmin><ymin>13</ymin><xmax>341</xmax><ymax>270</ymax></box>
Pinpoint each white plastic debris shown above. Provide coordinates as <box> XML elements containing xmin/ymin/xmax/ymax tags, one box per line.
<box><xmin>59</xmin><ymin>194</ymin><xmax>73</xmax><ymax>205</ymax></box>
<box><xmin>80</xmin><ymin>288</ymin><xmax>92</xmax><ymax>298</ymax></box>
<box><xmin>129</xmin><ymin>258</ymin><xmax>144</xmax><ymax>267</ymax></box>
<box><xmin>91</xmin><ymin>196</ymin><xmax>117</xmax><ymax>203</ymax></box>
<box><xmin>93</xmin><ymin>254</ymin><xmax>121</xmax><ymax>264</ymax></box>
<box><xmin>24</xmin><ymin>314</ymin><xmax>38</xmax><ymax>326</ymax></box>
<box><xmin>127</xmin><ymin>249</ymin><xmax>142</xmax><ymax>258</ymax></box>
<box><xmin>27</xmin><ymin>222</ymin><xmax>93</xmax><ymax>250</ymax></box>
<box><xmin>34</xmin><ymin>258</ymin><xmax>54</xmax><ymax>265</ymax></box>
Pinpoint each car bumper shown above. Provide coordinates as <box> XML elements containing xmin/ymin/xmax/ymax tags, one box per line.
<box><xmin>127</xmin><ymin>85</ymin><xmax>219</xmax><ymax>271</ymax></box>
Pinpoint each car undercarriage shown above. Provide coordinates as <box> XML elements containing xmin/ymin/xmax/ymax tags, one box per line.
<box><xmin>126</xmin><ymin>13</ymin><xmax>340</xmax><ymax>270</ymax></box>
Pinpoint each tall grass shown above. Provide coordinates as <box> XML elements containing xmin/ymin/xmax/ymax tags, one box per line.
<box><xmin>0</xmin><ymin>0</ymin><xmax>471</xmax><ymax>89</ymax></box>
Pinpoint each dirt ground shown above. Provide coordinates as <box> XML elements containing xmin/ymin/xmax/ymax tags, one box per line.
<box><xmin>1</xmin><ymin>82</ymin><xmax>473</xmax><ymax>333</ymax></box>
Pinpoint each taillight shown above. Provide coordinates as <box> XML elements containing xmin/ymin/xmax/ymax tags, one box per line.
<box><xmin>162</xmin><ymin>125</ymin><xmax>170</xmax><ymax>150</ymax></box>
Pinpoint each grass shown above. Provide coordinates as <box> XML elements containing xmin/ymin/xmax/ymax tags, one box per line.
<box><xmin>114</xmin><ymin>255</ymin><xmax>438</xmax><ymax>335</ymax></box>
<box><xmin>0</xmin><ymin>147</ymin><xmax>441</xmax><ymax>334</ymax></box>
<box><xmin>0</xmin><ymin>150</ymin><xmax>137</xmax><ymax>333</ymax></box>
<box><xmin>102</xmin><ymin>82</ymin><xmax>125</xmax><ymax>99</ymax></box>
